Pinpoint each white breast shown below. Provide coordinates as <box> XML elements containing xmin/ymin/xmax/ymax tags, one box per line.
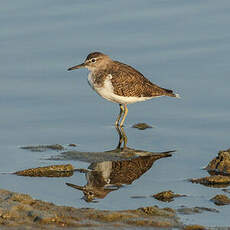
<box><xmin>88</xmin><ymin>73</ymin><xmax>153</xmax><ymax>104</ymax></box>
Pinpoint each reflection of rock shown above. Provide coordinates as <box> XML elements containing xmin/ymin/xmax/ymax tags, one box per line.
<box><xmin>14</xmin><ymin>164</ymin><xmax>74</xmax><ymax>177</ymax></box>
<box><xmin>152</xmin><ymin>190</ymin><xmax>186</xmax><ymax>202</ymax></box>
<box><xmin>66</xmin><ymin>152</ymin><xmax>172</xmax><ymax>202</ymax></box>
<box><xmin>205</xmin><ymin>148</ymin><xmax>230</xmax><ymax>175</ymax></box>
<box><xmin>189</xmin><ymin>175</ymin><xmax>230</xmax><ymax>188</ymax></box>
<box><xmin>210</xmin><ymin>194</ymin><xmax>230</xmax><ymax>206</ymax></box>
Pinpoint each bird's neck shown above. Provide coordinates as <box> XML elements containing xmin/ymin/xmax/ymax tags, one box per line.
<box><xmin>90</xmin><ymin>62</ymin><xmax>113</xmax><ymax>76</ymax></box>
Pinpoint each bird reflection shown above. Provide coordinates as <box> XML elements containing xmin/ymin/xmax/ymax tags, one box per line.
<box><xmin>66</xmin><ymin>127</ymin><xmax>174</xmax><ymax>202</ymax></box>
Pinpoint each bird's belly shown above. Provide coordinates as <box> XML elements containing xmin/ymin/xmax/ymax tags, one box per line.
<box><xmin>88</xmin><ymin>74</ymin><xmax>152</xmax><ymax>104</ymax></box>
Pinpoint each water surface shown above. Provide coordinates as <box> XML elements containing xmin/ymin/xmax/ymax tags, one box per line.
<box><xmin>1</xmin><ymin>0</ymin><xmax>230</xmax><ymax>227</ymax></box>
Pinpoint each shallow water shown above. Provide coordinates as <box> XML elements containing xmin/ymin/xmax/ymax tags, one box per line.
<box><xmin>1</xmin><ymin>0</ymin><xmax>230</xmax><ymax>227</ymax></box>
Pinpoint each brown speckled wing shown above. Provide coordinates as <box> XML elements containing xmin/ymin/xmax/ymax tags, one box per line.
<box><xmin>110</xmin><ymin>61</ymin><xmax>175</xmax><ymax>98</ymax></box>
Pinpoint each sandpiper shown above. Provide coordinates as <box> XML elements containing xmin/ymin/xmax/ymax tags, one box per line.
<box><xmin>68</xmin><ymin>52</ymin><xmax>180</xmax><ymax>127</ymax></box>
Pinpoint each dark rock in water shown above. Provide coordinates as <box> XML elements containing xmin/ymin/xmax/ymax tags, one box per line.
<box><xmin>152</xmin><ymin>190</ymin><xmax>186</xmax><ymax>202</ymax></box>
<box><xmin>205</xmin><ymin>148</ymin><xmax>230</xmax><ymax>175</ymax></box>
<box><xmin>14</xmin><ymin>164</ymin><xmax>74</xmax><ymax>177</ymax></box>
<box><xmin>189</xmin><ymin>175</ymin><xmax>230</xmax><ymax>187</ymax></box>
<box><xmin>210</xmin><ymin>194</ymin><xmax>230</xmax><ymax>206</ymax></box>
<box><xmin>21</xmin><ymin>144</ymin><xmax>64</xmax><ymax>152</ymax></box>
<box><xmin>132</xmin><ymin>123</ymin><xmax>152</xmax><ymax>130</ymax></box>
<box><xmin>177</xmin><ymin>206</ymin><xmax>219</xmax><ymax>215</ymax></box>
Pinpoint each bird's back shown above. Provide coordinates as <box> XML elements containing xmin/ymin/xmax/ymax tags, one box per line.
<box><xmin>108</xmin><ymin>61</ymin><xmax>177</xmax><ymax>98</ymax></box>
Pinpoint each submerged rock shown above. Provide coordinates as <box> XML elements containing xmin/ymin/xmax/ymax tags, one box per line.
<box><xmin>177</xmin><ymin>206</ymin><xmax>219</xmax><ymax>215</ymax></box>
<box><xmin>222</xmin><ymin>188</ymin><xmax>230</xmax><ymax>193</ymax></box>
<box><xmin>14</xmin><ymin>164</ymin><xmax>74</xmax><ymax>177</ymax></box>
<box><xmin>21</xmin><ymin>144</ymin><xmax>64</xmax><ymax>152</ymax></box>
<box><xmin>132</xmin><ymin>123</ymin><xmax>152</xmax><ymax>130</ymax></box>
<box><xmin>205</xmin><ymin>148</ymin><xmax>230</xmax><ymax>175</ymax></box>
<box><xmin>130</xmin><ymin>195</ymin><xmax>147</xmax><ymax>199</ymax></box>
<box><xmin>152</xmin><ymin>190</ymin><xmax>186</xmax><ymax>202</ymax></box>
<box><xmin>210</xmin><ymin>194</ymin><xmax>230</xmax><ymax>206</ymax></box>
<box><xmin>189</xmin><ymin>175</ymin><xmax>230</xmax><ymax>187</ymax></box>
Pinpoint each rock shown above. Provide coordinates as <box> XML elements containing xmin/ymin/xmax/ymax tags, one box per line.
<box><xmin>132</xmin><ymin>123</ymin><xmax>152</xmax><ymax>130</ymax></box>
<box><xmin>14</xmin><ymin>164</ymin><xmax>74</xmax><ymax>177</ymax></box>
<box><xmin>210</xmin><ymin>194</ymin><xmax>230</xmax><ymax>206</ymax></box>
<box><xmin>205</xmin><ymin>148</ymin><xmax>230</xmax><ymax>175</ymax></box>
<box><xmin>152</xmin><ymin>190</ymin><xmax>186</xmax><ymax>202</ymax></box>
<box><xmin>189</xmin><ymin>175</ymin><xmax>230</xmax><ymax>187</ymax></box>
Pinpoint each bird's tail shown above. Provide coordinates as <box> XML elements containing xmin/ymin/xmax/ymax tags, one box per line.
<box><xmin>174</xmin><ymin>93</ymin><xmax>181</xmax><ymax>98</ymax></box>
<box><xmin>162</xmin><ymin>88</ymin><xmax>181</xmax><ymax>98</ymax></box>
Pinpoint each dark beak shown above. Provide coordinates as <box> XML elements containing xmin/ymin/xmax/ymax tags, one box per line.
<box><xmin>66</xmin><ymin>183</ymin><xmax>84</xmax><ymax>191</ymax></box>
<box><xmin>67</xmin><ymin>63</ymin><xmax>85</xmax><ymax>71</ymax></box>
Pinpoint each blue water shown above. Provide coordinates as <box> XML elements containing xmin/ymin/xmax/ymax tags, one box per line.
<box><xmin>1</xmin><ymin>0</ymin><xmax>230</xmax><ymax>227</ymax></box>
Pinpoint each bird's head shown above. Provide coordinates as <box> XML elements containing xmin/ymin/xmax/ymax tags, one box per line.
<box><xmin>68</xmin><ymin>52</ymin><xmax>111</xmax><ymax>72</ymax></box>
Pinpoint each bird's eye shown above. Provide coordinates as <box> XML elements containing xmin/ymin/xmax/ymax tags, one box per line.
<box><xmin>91</xmin><ymin>58</ymin><xmax>96</xmax><ymax>63</ymax></box>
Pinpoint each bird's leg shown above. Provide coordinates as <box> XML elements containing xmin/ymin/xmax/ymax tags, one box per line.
<box><xmin>119</xmin><ymin>105</ymin><xmax>128</xmax><ymax>127</ymax></box>
<box><xmin>115</xmin><ymin>104</ymin><xmax>124</xmax><ymax>127</ymax></box>
<box><xmin>115</xmin><ymin>126</ymin><xmax>128</xmax><ymax>150</ymax></box>
<box><xmin>115</xmin><ymin>125</ymin><xmax>123</xmax><ymax>149</ymax></box>
<box><xmin>120</xmin><ymin>126</ymin><xmax>127</xmax><ymax>149</ymax></box>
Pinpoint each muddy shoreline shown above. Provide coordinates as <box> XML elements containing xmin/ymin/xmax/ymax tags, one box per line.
<box><xmin>0</xmin><ymin>188</ymin><xmax>183</xmax><ymax>229</ymax></box>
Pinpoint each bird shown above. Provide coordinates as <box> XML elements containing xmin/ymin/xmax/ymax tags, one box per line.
<box><xmin>67</xmin><ymin>52</ymin><xmax>180</xmax><ymax>127</ymax></box>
